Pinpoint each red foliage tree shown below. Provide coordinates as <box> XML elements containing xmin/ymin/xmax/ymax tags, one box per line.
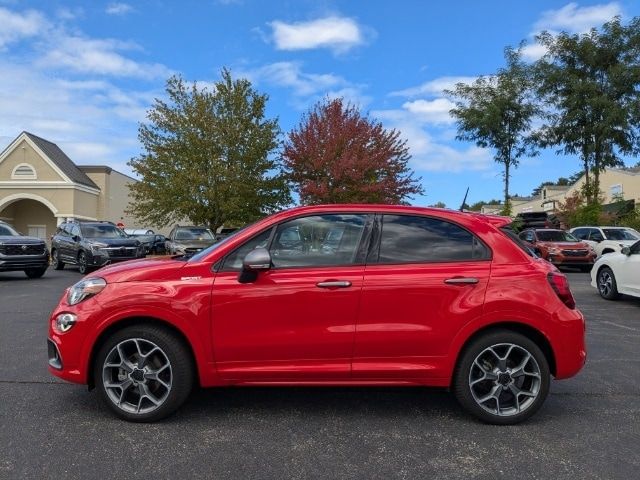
<box><xmin>283</xmin><ymin>98</ymin><xmax>424</xmax><ymax>204</ymax></box>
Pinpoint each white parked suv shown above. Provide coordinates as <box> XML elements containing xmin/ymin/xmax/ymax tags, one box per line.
<box><xmin>570</xmin><ymin>226</ymin><xmax>640</xmax><ymax>257</ymax></box>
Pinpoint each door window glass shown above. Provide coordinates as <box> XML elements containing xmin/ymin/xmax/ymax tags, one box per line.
<box><xmin>221</xmin><ymin>229</ymin><xmax>272</xmax><ymax>271</ymax></box>
<box><xmin>270</xmin><ymin>214</ymin><xmax>367</xmax><ymax>268</ymax></box>
<box><xmin>377</xmin><ymin>215</ymin><xmax>489</xmax><ymax>263</ymax></box>
<box><xmin>572</xmin><ymin>228</ymin><xmax>588</xmax><ymax>240</ymax></box>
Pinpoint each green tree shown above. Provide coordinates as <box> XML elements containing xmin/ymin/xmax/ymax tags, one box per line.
<box><xmin>429</xmin><ymin>201</ymin><xmax>447</xmax><ymax>208</ymax></box>
<box><xmin>468</xmin><ymin>199</ymin><xmax>502</xmax><ymax>211</ymax></box>
<box><xmin>283</xmin><ymin>98</ymin><xmax>423</xmax><ymax>204</ymax></box>
<box><xmin>127</xmin><ymin>70</ymin><xmax>291</xmax><ymax>231</ymax></box>
<box><xmin>447</xmin><ymin>46</ymin><xmax>539</xmax><ymax>214</ymax></box>
<box><xmin>534</xmin><ymin>17</ymin><xmax>640</xmax><ymax>204</ymax></box>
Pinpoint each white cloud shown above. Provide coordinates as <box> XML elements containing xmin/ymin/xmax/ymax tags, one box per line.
<box><xmin>401</xmin><ymin>98</ymin><xmax>456</xmax><ymax>125</ymax></box>
<box><xmin>0</xmin><ymin>7</ymin><xmax>48</xmax><ymax>49</ymax></box>
<box><xmin>240</xmin><ymin>61</ymin><xmax>369</xmax><ymax>107</ymax></box>
<box><xmin>106</xmin><ymin>3</ymin><xmax>133</xmax><ymax>16</ymax></box>
<box><xmin>532</xmin><ymin>2</ymin><xmax>622</xmax><ymax>35</ymax></box>
<box><xmin>269</xmin><ymin>16</ymin><xmax>368</xmax><ymax>53</ymax></box>
<box><xmin>521</xmin><ymin>43</ymin><xmax>548</xmax><ymax>61</ymax></box>
<box><xmin>523</xmin><ymin>2</ymin><xmax>624</xmax><ymax>60</ymax></box>
<box><xmin>372</xmin><ymin>109</ymin><xmax>493</xmax><ymax>173</ymax></box>
<box><xmin>391</xmin><ymin>76</ymin><xmax>478</xmax><ymax>97</ymax></box>
<box><xmin>39</xmin><ymin>36</ymin><xmax>171</xmax><ymax>79</ymax></box>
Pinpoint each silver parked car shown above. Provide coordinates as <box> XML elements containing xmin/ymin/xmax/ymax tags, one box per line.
<box><xmin>165</xmin><ymin>225</ymin><xmax>216</xmax><ymax>256</ymax></box>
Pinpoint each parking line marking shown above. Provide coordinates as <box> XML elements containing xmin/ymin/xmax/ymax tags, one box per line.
<box><xmin>601</xmin><ymin>320</ymin><xmax>639</xmax><ymax>332</ymax></box>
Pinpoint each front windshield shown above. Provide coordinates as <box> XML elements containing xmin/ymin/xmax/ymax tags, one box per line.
<box><xmin>536</xmin><ymin>230</ymin><xmax>579</xmax><ymax>242</ymax></box>
<box><xmin>603</xmin><ymin>228</ymin><xmax>639</xmax><ymax>241</ymax></box>
<box><xmin>175</xmin><ymin>227</ymin><xmax>214</xmax><ymax>241</ymax></box>
<box><xmin>0</xmin><ymin>224</ymin><xmax>19</xmax><ymax>236</ymax></box>
<box><xmin>81</xmin><ymin>224</ymin><xmax>128</xmax><ymax>239</ymax></box>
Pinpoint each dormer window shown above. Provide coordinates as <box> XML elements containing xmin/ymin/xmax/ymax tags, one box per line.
<box><xmin>11</xmin><ymin>163</ymin><xmax>37</xmax><ymax>180</ymax></box>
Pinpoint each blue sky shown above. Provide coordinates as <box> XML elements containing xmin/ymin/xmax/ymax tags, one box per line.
<box><xmin>1</xmin><ymin>1</ymin><xmax>639</xmax><ymax>208</ymax></box>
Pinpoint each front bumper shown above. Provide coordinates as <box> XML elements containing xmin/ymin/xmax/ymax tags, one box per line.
<box><xmin>0</xmin><ymin>253</ymin><xmax>49</xmax><ymax>271</ymax></box>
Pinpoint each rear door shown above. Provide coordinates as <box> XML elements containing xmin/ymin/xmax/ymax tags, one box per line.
<box><xmin>352</xmin><ymin>214</ymin><xmax>492</xmax><ymax>380</ymax></box>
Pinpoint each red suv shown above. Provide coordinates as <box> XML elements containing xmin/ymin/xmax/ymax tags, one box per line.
<box><xmin>47</xmin><ymin>205</ymin><xmax>586</xmax><ymax>424</ymax></box>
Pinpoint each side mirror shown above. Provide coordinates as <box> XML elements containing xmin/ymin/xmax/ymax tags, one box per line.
<box><xmin>621</xmin><ymin>246</ymin><xmax>631</xmax><ymax>256</ymax></box>
<box><xmin>72</xmin><ymin>235</ymin><xmax>80</xmax><ymax>242</ymax></box>
<box><xmin>242</xmin><ymin>248</ymin><xmax>272</xmax><ymax>271</ymax></box>
<box><xmin>239</xmin><ymin>248</ymin><xmax>271</xmax><ymax>284</ymax></box>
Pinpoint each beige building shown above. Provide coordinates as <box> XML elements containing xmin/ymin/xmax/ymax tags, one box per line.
<box><xmin>482</xmin><ymin>167</ymin><xmax>640</xmax><ymax>216</ymax></box>
<box><xmin>0</xmin><ymin>132</ymin><xmax>139</xmax><ymax>241</ymax></box>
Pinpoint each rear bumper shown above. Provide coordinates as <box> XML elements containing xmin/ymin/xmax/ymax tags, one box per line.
<box><xmin>554</xmin><ymin>308</ymin><xmax>587</xmax><ymax>379</ymax></box>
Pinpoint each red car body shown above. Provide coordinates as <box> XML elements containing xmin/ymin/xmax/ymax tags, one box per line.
<box><xmin>47</xmin><ymin>205</ymin><xmax>586</xmax><ymax>422</ymax></box>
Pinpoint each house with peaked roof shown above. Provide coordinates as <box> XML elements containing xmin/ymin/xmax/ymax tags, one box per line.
<box><xmin>0</xmin><ymin>132</ymin><xmax>140</xmax><ymax>240</ymax></box>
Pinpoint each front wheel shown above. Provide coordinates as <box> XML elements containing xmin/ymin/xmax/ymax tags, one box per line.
<box><xmin>51</xmin><ymin>249</ymin><xmax>65</xmax><ymax>270</ymax></box>
<box><xmin>597</xmin><ymin>267</ymin><xmax>619</xmax><ymax>300</ymax></box>
<box><xmin>453</xmin><ymin>330</ymin><xmax>550</xmax><ymax>425</ymax></box>
<box><xmin>94</xmin><ymin>325</ymin><xmax>194</xmax><ymax>422</ymax></box>
<box><xmin>77</xmin><ymin>251</ymin><xmax>89</xmax><ymax>275</ymax></box>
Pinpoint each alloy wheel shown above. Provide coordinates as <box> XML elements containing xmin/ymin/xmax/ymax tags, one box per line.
<box><xmin>468</xmin><ymin>343</ymin><xmax>542</xmax><ymax>417</ymax></box>
<box><xmin>102</xmin><ymin>338</ymin><xmax>172</xmax><ymax>415</ymax></box>
<box><xmin>598</xmin><ymin>271</ymin><xmax>613</xmax><ymax>297</ymax></box>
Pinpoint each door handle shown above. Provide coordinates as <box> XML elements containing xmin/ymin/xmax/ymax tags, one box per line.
<box><xmin>316</xmin><ymin>281</ymin><xmax>352</xmax><ymax>288</ymax></box>
<box><xmin>444</xmin><ymin>277</ymin><xmax>479</xmax><ymax>285</ymax></box>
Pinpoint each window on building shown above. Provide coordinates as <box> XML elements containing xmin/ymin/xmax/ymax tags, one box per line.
<box><xmin>11</xmin><ymin>163</ymin><xmax>37</xmax><ymax>180</ymax></box>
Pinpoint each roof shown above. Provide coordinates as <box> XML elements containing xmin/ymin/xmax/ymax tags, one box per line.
<box><xmin>23</xmin><ymin>132</ymin><xmax>99</xmax><ymax>189</ymax></box>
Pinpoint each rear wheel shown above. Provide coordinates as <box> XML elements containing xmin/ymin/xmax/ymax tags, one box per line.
<box><xmin>94</xmin><ymin>325</ymin><xmax>194</xmax><ymax>422</ymax></box>
<box><xmin>51</xmin><ymin>249</ymin><xmax>65</xmax><ymax>270</ymax></box>
<box><xmin>597</xmin><ymin>267</ymin><xmax>619</xmax><ymax>300</ymax></box>
<box><xmin>453</xmin><ymin>330</ymin><xmax>550</xmax><ymax>425</ymax></box>
<box><xmin>24</xmin><ymin>267</ymin><xmax>47</xmax><ymax>278</ymax></box>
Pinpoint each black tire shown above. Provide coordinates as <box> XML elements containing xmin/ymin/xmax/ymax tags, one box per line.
<box><xmin>453</xmin><ymin>329</ymin><xmax>550</xmax><ymax>425</ymax></box>
<box><xmin>24</xmin><ymin>267</ymin><xmax>48</xmax><ymax>279</ymax></box>
<box><xmin>51</xmin><ymin>249</ymin><xmax>65</xmax><ymax>270</ymax></box>
<box><xmin>597</xmin><ymin>266</ymin><xmax>620</xmax><ymax>300</ymax></box>
<box><xmin>77</xmin><ymin>251</ymin><xmax>89</xmax><ymax>275</ymax></box>
<box><xmin>93</xmin><ymin>324</ymin><xmax>195</xmax><ymax>422</ymax></box>
<box><xmin>579</xmin><ymin>265</ymin><xmax>593</xmax><ymax>273</ymax></box>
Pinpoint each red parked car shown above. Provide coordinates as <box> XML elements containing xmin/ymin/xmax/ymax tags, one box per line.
<box><xmin>47</xmin><ymin>205</ymin><xmax>586</xmax><ymax>424</ymax></box>
<box><xmin>518</xmin><ymin>228</ymin><xmax>596</xmax><ymax>272</ymax></box>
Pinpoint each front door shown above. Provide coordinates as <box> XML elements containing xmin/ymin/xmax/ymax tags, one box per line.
<box><xmin>617</xmin><ymin>242</ymin><xmax>640</xmax><ymax>295</ymax></box>
<box><xmin>211</xmin><ymin>213</ymin><xmax>371</xmax><ymax>381</ymax></box>
<box><xmin>353</xmin><ymin>214</ymin><xmax>492</xmax><ymax>380</ymax></box>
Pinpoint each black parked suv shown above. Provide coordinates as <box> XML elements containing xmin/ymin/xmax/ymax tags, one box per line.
<box><xmin>0</xmin><ymin>221</ymin><xmax>49</xmax><ymax>278</ymax></box>
<box><xmin>51</xmin><ymin>221</ymin><xmax>145</xmax><ymax>274</ymax></box>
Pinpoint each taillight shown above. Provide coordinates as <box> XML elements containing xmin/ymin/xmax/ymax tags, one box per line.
<box><xmin>547</xmin><ymin>272</ymin><xmax>576</xmax><ymax>309</ymax></box>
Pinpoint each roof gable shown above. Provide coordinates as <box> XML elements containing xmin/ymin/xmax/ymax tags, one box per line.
<box><xmin>21</xmin><ymin>132</ymin><xmax>99</xmax><ymax>189</ymax></box>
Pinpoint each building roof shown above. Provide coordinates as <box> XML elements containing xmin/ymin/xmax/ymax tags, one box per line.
<box><xmin>23</xmin><ymin>132</ymin><xmax>99</xmax><ymax>189</ymax></box>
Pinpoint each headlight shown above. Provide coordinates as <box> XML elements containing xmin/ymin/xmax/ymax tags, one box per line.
<box><xmin>89</xmin><ymin>242</ymin><xmax>109</xmax><ymax>253</ymax></box>
<box><xmin>67</xmin><ymin>277</ymin><xmax>107</xmax><ymax>305</ymax></box>
<box><xmin>548</xmin><ymin>247</ymin><xmax>560</xmax><ymax>255</ymax></box>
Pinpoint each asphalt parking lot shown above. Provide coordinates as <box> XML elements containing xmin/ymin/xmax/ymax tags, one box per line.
<box><xmin>0</xmin><ymin>268</ymin><xmax>639</xmax><ymax>480</ymax></box>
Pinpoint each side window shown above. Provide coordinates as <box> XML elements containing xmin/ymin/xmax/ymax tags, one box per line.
<box><xmin>377</xmin><ymin>215</ymin><xmax>489</xmax><ymax>263</ymax></box>
<box><xmin>221</xmin><ymin>229</ymin><xmax>272</xmax><ymax>271</ymax></box>
<box><xmin>572</xmin><ymin>228</ymin><xmax>587</xmax><ymax>240</ymax></box>
<box><xmin>589</xmin><ymin>229</ymin><xmax>604</xmax><ymax>242</ymax></box>
<box><xmin>70</xmin><ymin>225</ymin><xmax>81</xmax><ymax>239</ymax></box>
<box><xmin>270</xmin><ymin>214</ymin><xmax>367</xmax><ymax>268</ymax></box>
<box><xmin>58</xmin><ymin>224</ymin><xmax>70</xmax><ymax>237</ymax></box>
<box><xmin>525</xmin><ymin>231</ymin><xmax>535</xmax><ymax>243</ymax></box>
